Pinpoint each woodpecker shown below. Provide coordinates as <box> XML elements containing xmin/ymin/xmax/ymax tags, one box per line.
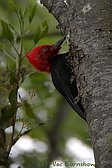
<box><xmin>26</xmin><ymin>37</ymin><xmax>86</xmax><ymax>121</ymax></box>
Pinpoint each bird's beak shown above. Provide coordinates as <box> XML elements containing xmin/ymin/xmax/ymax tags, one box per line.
<box><xmin>52</xmin><ymin>36</ymin><xmax>66</xmax><ymax>50</ymax></box>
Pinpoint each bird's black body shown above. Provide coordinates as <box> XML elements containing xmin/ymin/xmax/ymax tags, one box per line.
<box><xmin>51</xmin><ymin>52</ymin><xmax>86</xmax><ymax>121</ymax></box>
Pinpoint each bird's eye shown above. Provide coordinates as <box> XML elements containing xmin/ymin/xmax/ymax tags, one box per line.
<box><xmin>42</xmin><ymin>47</ymin><xmax>49</xmax><ymax>52</ymax></box>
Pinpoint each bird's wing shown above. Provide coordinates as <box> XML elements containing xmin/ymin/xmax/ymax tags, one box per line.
<box><xmin>51</xmin><ymin>54</ymin><xmax>86</xmax><ymax>121</ymax></box>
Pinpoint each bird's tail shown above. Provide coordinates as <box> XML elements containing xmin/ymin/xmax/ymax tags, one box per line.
<box><xmin>68</xmin><ymin>97</ymin><xmax>86</xmax><ymax>121</ymax></box>
<box><xmin>65</xmin><ymin>87</ymin><xmax>86</xmax><ymax>121</ymax></box>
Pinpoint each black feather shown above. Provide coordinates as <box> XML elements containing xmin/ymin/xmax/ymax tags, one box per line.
<box><xmin>51</xmin><ymin>52</ymin><xmax>86</xmax><ymax>121</ymax></box>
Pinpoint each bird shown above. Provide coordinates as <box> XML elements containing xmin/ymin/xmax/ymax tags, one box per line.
<box><xmin>26</xmin><ymin>37</ymin><xmax>86</xmax><ymax>121</ymax></box>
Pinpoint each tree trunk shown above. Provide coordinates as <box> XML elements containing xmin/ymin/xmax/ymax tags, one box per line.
<box><xmin>40</xmin><ymin>0</ymin><xmax>112</xmax><ymax>167</ymax></box>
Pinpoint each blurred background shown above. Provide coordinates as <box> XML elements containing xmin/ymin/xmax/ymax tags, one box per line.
<box><xmin>0</xmin><ymin>0</ymin><xmax>94</xmax><ymax>167</ymax></box>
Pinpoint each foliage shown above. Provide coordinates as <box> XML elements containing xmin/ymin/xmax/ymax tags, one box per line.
<box><xmin>0</xmin><ymin>0</ymin><xmax>89</xmax><ymax>167</ymax></box>
<box><xmin>0</xmin><ymin>1</ymin><xmax>49</xmax><ymax>165</ymax></box>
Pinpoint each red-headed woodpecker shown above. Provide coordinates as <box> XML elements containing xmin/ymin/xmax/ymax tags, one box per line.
<box><xmin>26</xmin><ymin>37</ymin><xmax>86</xmax><ymax>121</ymax></box>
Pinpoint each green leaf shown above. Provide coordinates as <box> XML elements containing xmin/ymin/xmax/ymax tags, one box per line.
<box><xmin>9</xmin><ymin>87</ymin><xmax>17</xmax><ymax>114</ymax></box>
<box><xmin>9</xmin><ymin>24</ymin><xmax>20</xmax><ymax>37</ymax></box>
<box><xmin>33</xmin><ymin>20</ymin><xmax>49</xmax><ymax>45</ymax></box>
<box><xmin>0</xmin><ymin>20</ymin><xmax>14</xmax><ymax>42</ymax></box>
<box><xmin>0</xmin><ymin>105</ymin><xmax>12</xmax><ymax>129</ymax></box>
<box><xmin>1</xmin><ymin>105</ymin><xmax>12</xmax><ymax>120</ymax></box>
<box><xmin>9</xmin><ymin>1</ymin><xmax>17</xmax><ymax>12</ymax></box>
<box><xmin>0</xmin><ymin>43</ymin><xmax>5</xmax><ymax>51</ymax></box>
<box><xmin>21</xmin><ymin>5</ymin><xmax>26</xmax><ymax>17</ymax></box>
<box><xmin>9</xmin><ymin>1</ymin><xmax>20</xmax><ymax>21</ymax></box>
<box><xmin>33</xmin><ymin>25</ymin><xmax>42</xmax><ymax>44</ymax></box>
<box><xmin>0</xmin><ymin>129</ymin><xmax>6</xmax><ymax>145</ymax></box>
<box><xmin>28</xmin><ymin>4</ymin><xmax>37</xmax><ymax>23</ymax></box>
<box><xmin>41</xmin><ymin>19</ymin><xmax>49</xmax><ymax>38</ymax></box>
<box><xmin>19</xmin><ymin>9</ymin><xmax>24</xmax><ymax>24</ymax></box>
<box><xmin>13</xmin><ymin>122</ymin><xmax>45</xmax><ymax>145</ymax></box>
<box><xmin>9</xmin><ymin>68</ymin><xmax>16</xmax><ymax>85</ymax></box>
<box><xmin>5</xmin><ymin>53</ymin><xmax>16</xmax><ymax>71</ymax></box>
<box><xmin>22</xmin><ymin>123</ymin><xmax>45</xmax><ymax>135</ymax></box>
<box><xmin>22</xmin><ymin>101</ymin><xmax>35</xmax><ymax>120</ymax></box>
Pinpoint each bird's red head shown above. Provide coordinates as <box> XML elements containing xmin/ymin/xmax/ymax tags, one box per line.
<box><xmin>26</xmin><ymin>37</ymin><xmax>65</xmax><ymax>73</ymax></box>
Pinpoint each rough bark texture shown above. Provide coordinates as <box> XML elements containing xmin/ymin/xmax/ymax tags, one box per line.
<box><xmin>40</xmin><ymin>0</ymin><xmax>112</xmax><ymax>168</ymax></box>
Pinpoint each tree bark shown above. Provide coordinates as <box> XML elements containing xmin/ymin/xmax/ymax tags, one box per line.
<box><xmin>40</xmin><ymin>0</ymin><xmax>112</xmax><ymax>168</ymax></box>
